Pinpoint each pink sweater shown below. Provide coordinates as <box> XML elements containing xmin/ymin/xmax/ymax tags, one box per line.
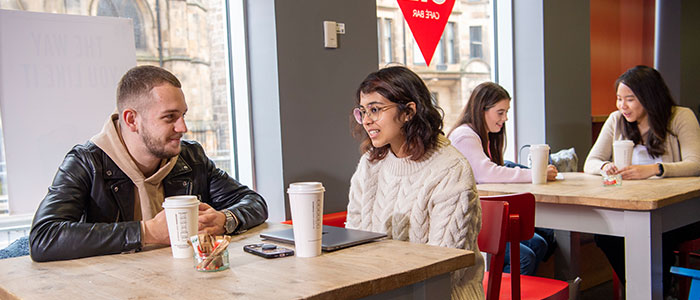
<box><xmin>449</xmin><ymin>124</ymin><xmax>531</xmax><ymax>184</ymax></box>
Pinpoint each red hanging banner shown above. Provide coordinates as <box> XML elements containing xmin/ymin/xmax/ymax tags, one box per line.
<box><xmin>397</xmin><ymin>0</ymin><xmax>456</xmax><ymax>66</ymax></box>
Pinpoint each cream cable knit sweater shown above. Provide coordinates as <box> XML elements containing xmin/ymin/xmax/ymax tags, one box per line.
<box><xmin>347</xmin><ymin>135</ymin><xmax>485</xmax><ymax>300</ymax></box>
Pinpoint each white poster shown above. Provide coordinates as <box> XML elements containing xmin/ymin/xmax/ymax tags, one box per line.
<box><xmin>0</xmin><ymin>10</ymin><xmax>136</xmax><ymax>215</ymax></box>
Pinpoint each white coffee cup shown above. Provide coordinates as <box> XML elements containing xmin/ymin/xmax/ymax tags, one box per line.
<box><xmin>613</xmin><ymin>140</ymin><xmax>634</xmax><ymax>169</ymax></box>
<box><xmin>287</xmin><ymin>182</ymin><xmax>325</xmax><ymax>257</ymax></box>
<box><xmin>162</xmin><ymin>195</ymin><xmax>199</xmax><ymax>258</ymax></box>
<box><xmin>530</xmin><ymin>144</ymin><xmax>550</xmax><ymax>184</ymax></box>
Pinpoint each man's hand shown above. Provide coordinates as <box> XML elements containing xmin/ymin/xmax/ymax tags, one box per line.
<box><xmin>618</xmin><ymin>164</ymin><xmax>658</xmax><ymax>180</ymax></box>
<box><xmin>198</xmin><ymin>203</ymin><xmax>226</xmax><ymax>235</ymax></box>
<box><xmin>143</xmin><ymin>209</ymin><xmax>170</xmax><ymax>245</ymax></box>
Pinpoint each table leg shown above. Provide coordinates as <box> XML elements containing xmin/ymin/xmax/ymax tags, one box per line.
<box><xmin>624</xmin><ymin>210</ymin><xmax>663</xmax><ymax>300</ymax></box>
<box><xmin>553</xmin><ymin>230</ymin><xmax>581</xmax><ymax>280</ymax></box>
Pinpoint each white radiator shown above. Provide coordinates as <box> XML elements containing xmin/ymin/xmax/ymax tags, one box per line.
<box><xmin>0</xmin><ymin>214</ymin><xmax>31</xmax><ymax>249</ymax></box>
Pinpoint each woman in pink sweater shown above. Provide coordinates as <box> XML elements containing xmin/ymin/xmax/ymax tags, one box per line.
<box><xmin>447</xmin><ymin>82</ymin><xmax>557</xmax><ymax>183</ymax></box>
<box><xmin>447</xmin><ymin>82</ymin><xmax>557</xmax><ymax>276</ymax></box>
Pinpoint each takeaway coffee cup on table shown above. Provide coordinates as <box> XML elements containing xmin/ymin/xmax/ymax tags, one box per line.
<box><xmin>613</xmin><ymin>140</ymin><xmax>634</xmax><ymax>169</ymax></box>
<box><xmin>287</xmin><ymin>182</ymin><xmax>325</xmax><ymax>257</ymax></box>
<box><xmin>162</xmin><ymin>195</ymin><xmax>199</xmax><ymax>258</ymax></box>
<box><xmin>530</xmin><ymin>144</ymin><xmax>550</xmax><ymax>184</ymax></box>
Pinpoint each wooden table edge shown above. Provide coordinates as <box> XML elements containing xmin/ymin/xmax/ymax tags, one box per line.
<box><xmin>308</xmin><ymin>250</ymin><xmax>474</xmax><ymax>299</ymax></box>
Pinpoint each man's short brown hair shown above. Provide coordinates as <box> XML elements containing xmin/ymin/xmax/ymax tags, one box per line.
<box><xmin>116</xmin><ymin>65</ymin><xmax>182</xmax><ymax>113</ymax></box>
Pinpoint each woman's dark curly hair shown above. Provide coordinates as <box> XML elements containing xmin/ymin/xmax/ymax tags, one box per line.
<box><xmin>352</xmin><ymin>66</ymin><xmax>444</xmax><ymax>162</ymax></box>
<box><xmin>616</xmin><ymin>65</ymin><xmax>676</xmax><ymax>158</ymax></box>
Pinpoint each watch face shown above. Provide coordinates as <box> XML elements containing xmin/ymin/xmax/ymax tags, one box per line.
<box><xmin>225</xmin><ymin>211</ymin><xmax>236</xmax><ymax>233</ymax></box>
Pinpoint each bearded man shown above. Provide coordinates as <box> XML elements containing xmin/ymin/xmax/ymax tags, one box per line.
<box><xmin>30</xmin><ymin>66</ymin><xmax>267</xmax><ymax>262</ymax></box>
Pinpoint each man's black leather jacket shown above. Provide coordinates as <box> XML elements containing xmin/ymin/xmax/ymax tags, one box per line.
<box><xmin>30</xmin><ymin>140</ymin><xmax>268</xmax><ymax>262</ymax></box>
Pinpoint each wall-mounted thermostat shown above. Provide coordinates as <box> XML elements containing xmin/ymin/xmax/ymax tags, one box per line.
<box><xmin>323</xmin><ymin>21</ymin><xmax>338</xmax><ymax>48</ymax></box>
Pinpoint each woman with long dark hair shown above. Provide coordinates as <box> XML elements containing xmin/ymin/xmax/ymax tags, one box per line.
<box><xmin>584</xmin><ymin>65</ymin><xmax>700</xmax><ymax>296</ymax></box>
<box><xmin>346</xmin><ymin>66</ymin><xmax>484</xmax><ymax>300</ymax></box>
<box><xmin>584</xmin><ymin>65</ymin><xmax>700</xmax><ymax>178</ymax></box>
<box><xmin>447</xmin><ymin>82</ymin><xmax>556</xmax><ymax>276</ymax></box>
<box><xmin>448</xmin><ymin>82</ymin><xmax>557</xmax><ymax>183</ymax></box>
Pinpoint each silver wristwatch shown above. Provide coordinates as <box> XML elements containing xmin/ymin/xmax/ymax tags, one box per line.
<box><xmin>223</xmin><ymin>210</ymin><xmax>238</xmax><ymax>234</ymax></box>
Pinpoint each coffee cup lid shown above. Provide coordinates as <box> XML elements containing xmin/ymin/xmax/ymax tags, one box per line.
<box><xmin>162</xmin><ymin>195</ymin><xmax>199</xmax><ymax>208</ymax></box>
<box><xmin>530</xmin><ymin>144</ymin><xmax>550</xmax><ymax>150</ymax></box>
<box><xmin>288</xmin><ymin>182</ymin><xmax>325</xmax><ymax>193</ymax></box>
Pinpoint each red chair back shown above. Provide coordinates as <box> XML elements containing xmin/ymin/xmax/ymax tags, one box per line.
<box><xmin>479</xmin><ymin>192</ymin><xmax>568</xmax><ymax>300</ymax></box>
<box><xmin>282</xmin><ymin>211</ymin><xmax>347</xmax><ymax>228</ymax></box>
<box><xmin>492</xmin><ymin>193</ymin><xmax>535</xmax><ymax>242</ymax></box>
<box><xmin>478</xmin><ymin>200</ymin><xmax>509</xmax><ymax>300</ymax></box>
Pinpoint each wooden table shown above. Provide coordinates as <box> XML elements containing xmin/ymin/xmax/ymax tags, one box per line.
<box><xmin>0</xmin><ymin>222</ymin><xmax>474</xmax><ymax>300</ymax></box>
<box><xmin>478</xmin><ymin>172</ymin><xmax>700</xmax><ymax>300</ymax></box>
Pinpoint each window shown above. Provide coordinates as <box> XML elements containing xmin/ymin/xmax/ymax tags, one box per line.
<box><xmin>0</xmin><ymin>118</ymin><xmax>6</xmax><ymax>216</ymax></box>
<box><xmin>377</xmin><ymin>1</ymin><xmax>494</xmax><ymax>133</ymax></box>
<box><xmin>0</xmin><ymin>1</ymin><xmax>241</xmax><ymax>220</ymax></box>
<box><xmin>383</xmin><ymin>19</ymin><xmax>394</xmax><ymax>64</ymax></box>
<box><xmin>433</xmin><ymin>22</ymin><xmax>458</xmax><ymax>66</ymax></box>
<box><xmin>431</xmin><ymin>92</ymin><xmax>439</xmax><ymax>107</ymax></box>
<box><xmin>435</xmin><ymin>39</ymin><xmax>445</xmax><ymax>65</ymax></box>
<box><xmin>376</xmin><ymin>18</ymin><xmax>382</xmax><ymax>62</ymax></box>
<box><xmin>377</xmin><ymin>18</ymin><xmax>394</xmax><ymax>64</ymax></box>
<box><xmin>470</xmin><ymin>25</ymin><xmax>483</xmax><ymax>59</ymax></box>
<box><xmin>412</xmin><ymin>39</ymin><xmax>425</xmax><ymax>65</ymax></box>
<box><xmin>96</xmin><ymin>0</ymin><xmax>146</xmax><ymax>49</ymax></box>
<box><xmin>446</xmin><ymin>22</ymin><xmax>459</xmax><ymax>64</ymax></box>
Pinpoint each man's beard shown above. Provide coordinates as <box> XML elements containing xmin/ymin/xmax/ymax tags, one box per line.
<box><xmin>141</xmin><ymin>126</ymin><xmax>181</xmax><ymax>159</ymax></box>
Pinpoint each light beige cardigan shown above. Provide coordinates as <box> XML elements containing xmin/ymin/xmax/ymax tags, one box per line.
<box><xmin>584</xmin><ymin>106</ymin><xmax>700</xmax><ymax>177</ymax></box>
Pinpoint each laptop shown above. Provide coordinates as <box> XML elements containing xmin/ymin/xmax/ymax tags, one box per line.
<box><xmin>260</xmin><ymin>225</ymin><xmax>387</xmax><ymax>251</ymax></box>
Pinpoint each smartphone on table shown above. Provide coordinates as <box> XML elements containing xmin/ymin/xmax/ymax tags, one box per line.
<box><xmin>243</xmin><ymin>243</ymin><xmax>294</xmax><ymax>258</ymax></box>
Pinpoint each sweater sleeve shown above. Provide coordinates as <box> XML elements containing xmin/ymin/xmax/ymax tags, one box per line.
<box><xmin>449</xmin><ymin>125</ymin><xmax>531</xmax><ymax>183</ymax></box>
<box><xmin>424</xmin><ymin>157</ymin><xmax>485</xmax><ymax>300</ymax></box>
<box><xmin>584</xmin><ymin>111</ymin><xmax>617</xmax><ymax>174</ymax></box>
<box><xmin>422</xmin><ymin>153</ymin><xmax>481</xmax><ymax>251</ymax></box>
<box><xmin>346</xmin><ymin>156</ymin><xmax>367</xmax><ymax>230</ymax></box>
<box><xmin>663</xmin><ymin>107</ymin><xmax>700</xmax><ymax>177</ymax></box>
<box><xmin>428</xmin><ymin>187</ymin><xmax>480</xmax><ymax>251</ymax></box>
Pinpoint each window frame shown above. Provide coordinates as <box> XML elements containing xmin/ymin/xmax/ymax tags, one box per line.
<box><xmin>469</xmin><ymin>25</ymin><xmax>483</xmax><ymax>59</ymax></box>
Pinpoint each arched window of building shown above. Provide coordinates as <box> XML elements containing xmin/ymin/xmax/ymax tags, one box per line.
<box><xmin>97</xmin><ymin>0</ymin><xmax>147</xmax><ymax>49</ymax></box>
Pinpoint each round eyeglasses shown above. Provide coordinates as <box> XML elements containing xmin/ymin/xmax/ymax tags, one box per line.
<box><xmin>353</xmin><ymin>105</ymin><xmax>397</xmax><ymax>124</ymax></box>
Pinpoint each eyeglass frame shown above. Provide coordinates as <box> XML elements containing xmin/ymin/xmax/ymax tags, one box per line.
<box><xmin>353</xmin><ymin>104</ymin><xmax>399</xmax><ymax>124</ymax></box>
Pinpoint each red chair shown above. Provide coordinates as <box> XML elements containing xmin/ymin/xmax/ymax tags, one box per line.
<box><xmin>479</xmin><ymin>193</ymin><xmax>569</xmax><ymax>300</ymax></box>
<box><xmin>677</xmin><ymin>238</ymin><xmax>700</xmax><ymax>299</ymax></box>
<box><xmin>282</xmin><ymin>211</ymin><xmax>347</xmax><ymax>228</ymax></box>
<box><xmin>612</xmin><ymin>271</ymin><xmax>622</xmax><ymax>300</ymax></box>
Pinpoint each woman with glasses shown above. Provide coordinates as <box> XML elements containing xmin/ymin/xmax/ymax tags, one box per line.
<box><xmin>346</xmin><ymin>66</ymin><xmax>484</xmax><ymax>300</ymax></box>
<box><xmin>447</xmin><ymin>82</ymin><xmax>557</xmax><ymax>276</ymax></box>
<box><xmin>584</xmin><ymin>65</ymin><xmax>700</xmax><ymax>296</ymax></box>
